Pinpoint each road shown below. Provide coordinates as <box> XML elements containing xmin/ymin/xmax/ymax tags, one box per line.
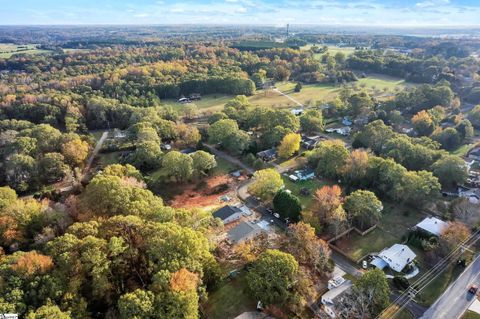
<box><xmin>421</xmin><ymin>255</ymin><xmax>480</xmax><ymax>319</ymax></box>
<box><xmin>203</xmin><ymin>143</ymin><xmax>254</xmax><ymax>174</ymax></box>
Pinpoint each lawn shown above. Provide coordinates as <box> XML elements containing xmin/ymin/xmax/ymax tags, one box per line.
<box><xmin>355</xmin><ymin>74</ymin><xmax>415</xmax><ymax>95</ymax></box>
<box><xmin>163</xmin><ymin>94</ymin><xmax>234</xmax><ymax>114</ymax></box>
<box><xmin>334</xmin><ymin>203</ymin><xmax>424</xmax><ymax>262</ymax></box>
<box><xmin>281</xmin><ymin>175</ymin><xmax>328</xmax><ymax>210</ymax></box>
<box><xmin>204</xmin><ymin>272</ymin><xmax>257</xmax><ymax>319</ymax></box>
<box><xmin>451</xmin><ymin>143</ymin><xmax>476</xmax><ymax>157</ymax></box>
<box><xmin>210</xmin><ymin>157</ymin><xmax>238</xmax><ymax>176</ymax></box>
<box><xmin>97</xmin><ymin>151</ymin><xmax>122</xmax><ymax>167</ymax></box>
<box><xmin>0</xmin><ymin>43</ymin><xmax>52</xmax><ymax>58</ymax></box>
<box><xmin>463</xmin><ymin>311</ymin><xmax>480</xmax><ymax>319</ymax></box>
<box><xmin>415</xmin><ymin>265</ymin><xmax>464</xmax><ymax>306</ymax></box>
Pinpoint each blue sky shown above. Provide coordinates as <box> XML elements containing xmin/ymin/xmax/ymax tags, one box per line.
<box><xmin>1</xmin><ymin>0</ymin><xmax>480</xmax><ymax>26</ymax></box>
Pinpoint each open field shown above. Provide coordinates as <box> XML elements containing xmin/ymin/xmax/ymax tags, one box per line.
<box><xmin>334</xmin><ymin>204</ymin><xmax>423</xmax><ymax>262</ymax></box>
<box><xmin>204</xmin><ymin>272</ymin><xmax>256</xmax><ymax>319</ymax></box>
<box><xmin>355</xmin><ymin>73</ymin><xmax>415</xmax><ymax>92</ymax></box>
<box><xmin>281</xmin><ymin>175</ymin><xmax>328</xmax><ymax>210</ymax></box>
<box><xmin>163</xmin><ymin>94</ymin><xmax>234</xmax><ymax>114</ymax></box>
<box><xmin>0</xmin><ymin>43</ymin><xmax>51</xmax><ymax>58</ymax></box>
<box><xmin>301</xmin><ymin>44</ymin><xmax>358</xmax><ymax>58</ymax></box>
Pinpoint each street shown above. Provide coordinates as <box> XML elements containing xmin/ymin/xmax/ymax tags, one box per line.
<box><xmin>420</xmin><ymin>255</ymin><xmax>480</xmax><ymax>319</ymax></box>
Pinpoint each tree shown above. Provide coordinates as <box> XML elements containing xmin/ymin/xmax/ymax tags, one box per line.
<box><xmin>0</xmin><ymin>186</ymin><xmax>18</xmax><ymax>211</ymax></box>
<box><xmin>118</xmin><ymin>289</ymin><xmax>154</xmax><ymax>319</ymax></box>
<box><xmin>456</xmin><ymin>119</ymin><xmax>474</xmax><ymax>139</ymax></box>
<box><xmin>342</xmin><ymin>149</ymin><xmax>369</xmax><ymax>185</ymax></box>
<box><xmin>334</xmin><ymin>52</ymin><xmax>346</xmax><ymax>65</ymax></box>
<box><xmin>38</xmin><ymin>153</ymin><xmax>70</xmax><ymax>184</ymax></box>
<box><xmin>162</xmin><ymin>151</ymin><xmax>193</xmax><ymax>182</ymax></box>
<box><xmin>61</xmin><ymin>138</ymin><xmax>89</xmax><ymax>167</ymax></box>
<box><xmin>277</xmin><ymin>133</ymin><xmax>301</xmax><ymax>159</ymax></box>
<box><xmin>300</xmin><ymin>109</ymin><xmax>323</xmax><ymax>133</ymax></box>
<box><xmin>412</xmin><ymin>110</ymin><xmax>435</xmax><ymax>136</ymax></box>
<box><xmin>347</xmin><ymin>92</ymin><xmax>373</xmax><ymax>116</ymax></box>
<box><xmin>5</xmin><ymin>154</ymin><xmax>37</xmax><ymax>192</ymax></box>
<box><xmin>294</xmin><ymin>82</ymin><xmax>302</xmax><ymax>92</ymax></box>
<box><xmin>176</xmin><ymin>123</ymin><xmax>201</xmax><ymax>147</ymax></box>
<box><xmin>470</xmin><ymin>105</ymin><xmax>480</xmax><ymax>129</ymax></box>
<box><xmin>128</xmin><ymin>141</ymin><xmax>162</xmax><ymax>171</ymax></box>
<box><xmin>208</xmin><ymin>119</ymin><xmax>250</xmax><ymax>154</ymax></box>
<box><xmin>439</xmin><ymin>221</ymin><xmax>471</xmax><ymax>253</ymax></box>
<box><xmin>190</xmin><ymin>151</ymin><xmax>217</xmax><ymax>175</ymax></box>
<box><xmin>432</xmin><ymin>155</ymin><xmax>468</xmax><ymax>188</ymax></box>
<box><xmin>273</xmin><ymin>189</ymin><xmax>302</xmax><ymax>221</ymax></box>
<box><xmin>344</xmin><ymin>190</ymin><xmax>383</xmax><ymax>230</ymax></box>
<box><xmin>286</xmin><ymin>222</ymin><xmax>331</xmax><ymax>274</ymax></box>
<box><xmin>246</xmin><ymin>249</ymin><xmax>298</xmax><ymax>305</ymax></box>
<box><xmin>342</xmin><ymin>269</ymin><xmax>390</xmax><ymax>318</ymax></box>
<box><xmin>432</xmin><ymin>127</ymin><xmax>461</xmax><ymax>150</ymax></box>
<box><xmin>248</xmin><ymin>169</ymin><xmax>284</xmax><ymax>201</ymax></box>
<box><xmin>26</xmin><ymin>304</ymin><xmax>71</xmax><ymax>319</ymax></box>
<box><xmin>309</xmin><ymin>140</ymin><xmax>349</xmax><ymax>179</ymax></box>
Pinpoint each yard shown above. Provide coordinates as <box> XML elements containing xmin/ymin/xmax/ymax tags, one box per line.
<box><xmin>163</xmin><ymin>94</ymin><xmax>234</xmax><ymax>114</ymax></box>
<box><xmin>333</xmin><ymin>203</ymin><xmax>424</xmax><ymax>262</ymax></box>
<box><xmin>415</xmin><ymin>264</ymin><xmax>464</xmax><ymax>306</ymax></box>
<box><xmin>463</xmin><ymin>311</ymin><xmax>480</xmax><ymax>319</ymax></box>
<box><xmin>204</xmin><ymin>272</ymin><xmax>257</xmax><ymax>319</ymax></box>
<box><xmin>281</xmin><ymin>175</ymin><xmax>328</xmax><ymax>210</ymax></box>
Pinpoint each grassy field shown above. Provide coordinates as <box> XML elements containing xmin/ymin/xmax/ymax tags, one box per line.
<box><xmin>0</xmin><ymin>43</ymin><xmax>51</xmax><ymax>58</ymax></box>
<box><xmin>281</xmin><ymin>175</ymin><xmax>328</xmax><ymax>210</ymax></box>
<box><xmin>163</xmin><ymin>94</ymin><xmax>234</xmax><ymax>114</ymax></box>
<box><xmin>416</xmin><ymin>265</ymin><xmax>464</xmax><ymax>306</ymax></box>
<box><xmin>463</xmin><ymin>311</ymin><xmax>480</xmax><ymax>319</ymax></box>
<box><xmin>334</xmin><ymin>203</ymin><xmax>423</xmax><ymax>262</ymax></box>
<box><xmin>301</xmin><ymin>44</ymin><xmax>357</xmax><ymax>58</ymax></box>
<box><xmin>451</xmin><ymin>143</ymin><xmax>477</xmax><ymax>157</ymax></box>
<box><xmin>210</xmin><ymin>157</ymin><xmax>238</xmax><ymax>176</ymax></box>
<box><xmin>204</xmin><ymin>272</ymin><xmax>256</xmax><ymax>319</ymax></box>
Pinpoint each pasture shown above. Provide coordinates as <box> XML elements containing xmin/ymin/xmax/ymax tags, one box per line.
<box><xmin>0</xmin><ymin>43</ymin><xmax>51</xmax><ymax>58</ymax></box>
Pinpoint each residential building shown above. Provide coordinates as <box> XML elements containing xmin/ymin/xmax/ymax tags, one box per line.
<box><xmin>227</xmin><ymin>221</ymin><xmax>264</xmax><ymax>245</ymax></box>
<box><xmin>414</xmin><ymin>217</ymin><xmax>447</xmax><ymax>236</ymax></box>
<box><xmin>321</xmin><ymin>280</ymin><xmax>353</xmax><ymax>318</ymax></box>
<box><xmin>256</xmin><ymin>148</ymin><xmax>277</xmax><ymax>162</ymax></box>
<box><xmin>213</xmin><ymin>205</ymin><xmax>243</xmax><ymax>224</ymax></box>
<box><xmin>371</xmin><ymin>244</ymin><xmax>416</xmax><ymax>272</ymax></box>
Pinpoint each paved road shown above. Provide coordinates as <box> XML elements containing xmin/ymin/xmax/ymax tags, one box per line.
<box><xmin>390</xmin><ymin>292</ymin><xmax>428</xmax><ymax>319</ymax></box>
<box><xmin>421</xmin><ymin>255</ymin><xmax>480</xmax><ymax>319</ymax></box>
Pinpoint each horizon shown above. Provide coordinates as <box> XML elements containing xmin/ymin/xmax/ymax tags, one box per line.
<box><xmin>2</xmin><ymin>0</ymin><xmax>480</xmax><ymax>27</ymax></box>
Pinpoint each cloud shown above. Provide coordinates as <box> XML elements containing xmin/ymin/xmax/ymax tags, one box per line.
<box><xmin>415</xmin><ymin>0</ymin><xmax>450</xmax><ymax>8</ymax></box>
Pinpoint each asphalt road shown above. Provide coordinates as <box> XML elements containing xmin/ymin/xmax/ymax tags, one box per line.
<box><xmin>420</xmin><ymin>255</ymin><xmax>480</xmax><ymax>319</ymax></box>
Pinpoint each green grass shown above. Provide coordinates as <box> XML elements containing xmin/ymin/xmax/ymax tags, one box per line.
<box><xmin>163</xmin><ymin>94</ymin><xmax>234</xmax><ymax>114</ymax></box>
<box><xmin>355</xmin><ymin>74</ymin><xmax>414</xmax><ymax>94</ymax></box>
<box><xmin>416</xmin><ymin>265</ymin><xmax>464</xmax><ymax>306</ymax></box>
<box><xmin>0</xmin><ymin>43</ymin><xmax>52</xmax><ymax>58</ymax></box>
<box><xmin>281</xmin><ymin>175</ymin><xmax>328</xmax><ymax>210</ymax></box>
<box><xmin>210</xmin><ymin>157</ymin><xmax>238</xmax><ymax>176</ymax></box>
<box><xmin>463</xmin><ymin>311</ymin><xmax>480</xmax><ymax>319</ymax></box>
<box><xmin>204</xmin><ymin>272</ymin><xmax>256</xmax><ymax>319</ymax></box>
<box><xmin>90</xmin><ymin>130</ymin><xmax>106</xmax><ymax>142</ymax></box>
<box><xmin>451</xmin><ymin>143</ymin><xmax>476</xmax><ymax>157</ymax></box>
<box><xmin>334</xmin><ymin>204</ymin><xmax>423</xmax><ymax>262</ymax></box>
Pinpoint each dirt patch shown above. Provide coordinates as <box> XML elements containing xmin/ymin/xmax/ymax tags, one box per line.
<box><xmin>167</xmin><ymin>175</ymin><xmax>244</xmax><ymax>209</ymax></box>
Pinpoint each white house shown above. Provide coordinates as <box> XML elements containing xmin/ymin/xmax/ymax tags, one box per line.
<box><xmin>372</xmin><ymin>244</ymin><xmax>416</xmax><ymax>273</ymax></box>
<box><xmin>415</xmin><ymin>217</ymin><xmax>447</xmax><ymax>236</ymax></box>
<box><xmin>321</xmin><ymin>280</ymin><xmax>352</xmax><ymax>318</ymax></box>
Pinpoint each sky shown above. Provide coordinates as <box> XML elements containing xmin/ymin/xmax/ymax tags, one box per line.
<box><xmin>1</xmin><ymin>0</ymin><xmax>480</xmax><ymax>27</ymax></box>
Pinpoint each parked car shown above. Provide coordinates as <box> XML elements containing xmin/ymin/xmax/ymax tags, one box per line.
<box><xmin>273</xmin><ymin>213</ymin><xmax>280</xmax><ymax>219</ymax></box>
<box><xmin>362</xmin><ymin>260</ymin><xmax>368</xmax><ymax>269</ymax></box>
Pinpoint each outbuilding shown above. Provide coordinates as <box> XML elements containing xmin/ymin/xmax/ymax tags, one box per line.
<box><xmin>414</xmin><ymin>217</ymin><xmax>447</xmax><ymax>236</ymax></box>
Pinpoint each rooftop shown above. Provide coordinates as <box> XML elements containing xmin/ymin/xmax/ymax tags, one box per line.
<box><xmin>415</xmin><ymin>216</ymin><xmax>447</xmax><ymax>236</ymax></box>
<box><xmin>213</xmin><ymin>205</ymin><xmax>242</xmax><ymax>221</ymax></box>
<box><xmin>227</xmin><ymin>221</ymin><xmax>262</xmax><ymax>243</ymax></box>
<box><xmin>377</xmin><ymin>244</ymin><xmax>416</xmax><ymax>272</ymax></box>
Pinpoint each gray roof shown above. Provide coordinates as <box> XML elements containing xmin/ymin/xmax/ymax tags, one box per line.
<box><xmin>257</xmin><ymin>149</ymin><xmax>276</xmax><ymax>157</ymax></box>
<box><xmin>227</xmin><ymin>221</ymin><xmax>262</xmax><ymax>243</ymax></box>
<box><xmin>213</xmin><ymin>205</ymin><xmax>242</xmax><ymax>221</ymax></box>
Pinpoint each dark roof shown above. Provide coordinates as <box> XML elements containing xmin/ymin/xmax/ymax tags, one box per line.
<box><xmin>227</xmin><ymin>221</ymin><xmax>262</xmax><ymax>243</ymax></box>
<box><xmin>180</xmin><ymin>147</ymin><xmax>196</xmax><ymax>154</ymax></box>
<box><xmin>213</xmin><ymin>205</ymin><xmax>242</xmax><ymax>221</ymax></box>
<box><xmin>256</xmin><ymin>149</ymin><xmax>276</xmax><ymax>157</ymax></box>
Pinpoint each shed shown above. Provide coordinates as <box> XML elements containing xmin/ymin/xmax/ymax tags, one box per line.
<box><xmin>227</xmin><ymin>221</ymin><xmax>263</xmax><ymax>245</ymax></box>
<box><xmin>415</xmin><ymin>217</ymin><xmax>447</xmax><ymax>236</ymax></box>
<box><xmin>213</xmin><ymin>205</ymin><xmax>243</xmax><ymax>224</ymax></box>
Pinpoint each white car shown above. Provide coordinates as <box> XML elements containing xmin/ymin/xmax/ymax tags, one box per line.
<box><xmin>362</xmin><ymin>260</ymin><xmax>368</xmax><ymax>269</ymax></box>
<box><xmin>273</xmin><ymin>213</ymin><xmax>280</xmax><ymax>219</ymax></box>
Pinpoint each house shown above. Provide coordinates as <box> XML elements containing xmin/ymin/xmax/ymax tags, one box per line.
<box><xmin>291</xmin><ymin>108</ymin><xmax>304</xmax><ymax>116</ymax></box>
<box><xmin>371</xmin><ymin>244</ymin><xmax>416</xmax><ymax>273</ymax></box>
<box><xmin>227</xmin><ymin>221</ymin><xmax>264</xmax><ymax>245</ymax></box>
<box><xmin>113</xmin><ymin>129</ymin><xmax>127</xmax><ymax>139</ymax></box>
<box><xmin>256</xmin><ymin>149</ymin><xmax>277</xmax><ymax>162</ymax></box>
<box><xmin>213</xmin><ymin>205</ymin><xmax>243</xmax><ymax>224</ymax></box>
<box><xmin>321</xmin><ymin>280</ymin><xmax>352</xmax><ymax>318</ymax></box>
<box><xmin>178</xmin><ymin>97</ymin><xmax>190</xmax><ymax>103</ymax></box>
<box><xmin>301</xmin><ymin>135</ymin><xmax>322</xmax><ymax>150</ymax></box>
<box><xmin>325</xmin><ymin>127</ymin><xmax>351</xmax><ymax>136</ymax></box>
<box><xmin>458</xmin><ymin>186</ymin><xmax>480</xmax><ymax>204</ymax></box>
<box><xmin>414</xmin><ymin>217</ymin><xmax>447</xmax><ymax>236</ymax></box>
<box><xmin>289</xmin><ymin>168</ymin><xmax>315</xmax><ymax>182</ymax></box>
<box><xmin>342</xmin><ymin>117</ymin><xmax>352</xmax><ymax>126</ymax></box>
<box><xmin>468</xmin><ymin>147</ymin><xmax>480</xmax><ymax>161</ymax></box>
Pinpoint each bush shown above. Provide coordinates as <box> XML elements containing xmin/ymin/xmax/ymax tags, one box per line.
<box><xmin>393</xmin><ymin>276</ymin><xmax>410</xmax><ymax>290</ymax></box>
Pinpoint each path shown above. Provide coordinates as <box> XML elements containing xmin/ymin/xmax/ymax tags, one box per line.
<box><xmin>203</xmin><ymin>144</ymin><xmax>254</xmax><ymax>174</ymax></box>
<box><xmin>83</xmin><ymin>131</ymin><xmax>108</xmax><ymax>174</ymax></box>
<box><xmin>420</xmin><ymin>255</ymin><xmax>480</xmax><ymax>319</ymax></box>
<box><xmin>273</xmin><ymin>88</ymin><xmax>304</xmax><ymax>108</ymax></box>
